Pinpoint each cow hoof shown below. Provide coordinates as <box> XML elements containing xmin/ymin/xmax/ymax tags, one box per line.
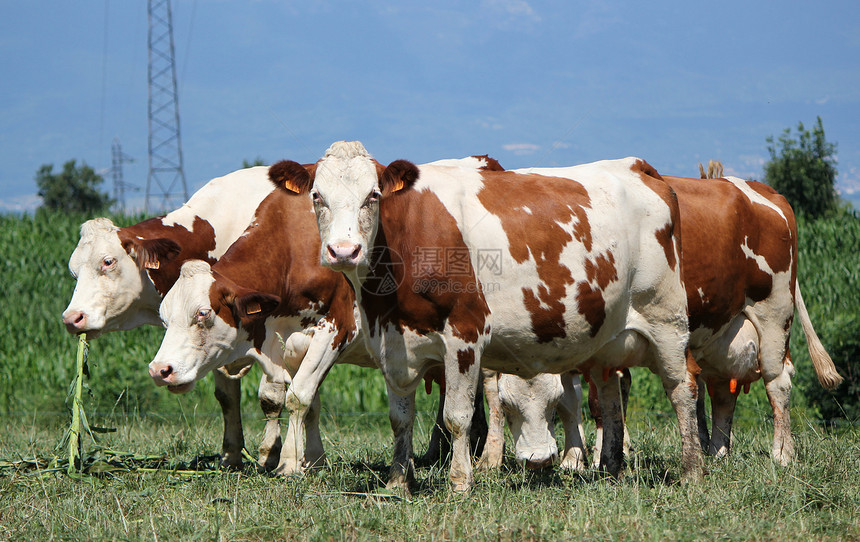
<box><xmin>302</xmin><ymin>453</ymin><xmax>328</xmax><ymax>471</ymax></box>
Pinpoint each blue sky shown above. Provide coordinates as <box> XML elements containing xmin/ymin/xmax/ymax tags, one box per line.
<box><xmin>2</xmin><ymin>1</ymin><xmax>859</xmax><ymax>212</ymax></box>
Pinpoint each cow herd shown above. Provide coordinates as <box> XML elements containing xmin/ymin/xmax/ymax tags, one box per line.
<box><xmin>62</xmin><ymin>141</ymin><xmax>842</xmax><ymax>493</ymax></box>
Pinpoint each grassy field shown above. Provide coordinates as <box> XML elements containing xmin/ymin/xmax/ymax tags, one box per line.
<box><xmin>0</xmin><ymin>209</ymin><xmax>858</xmax><ymax>540</ymax></box>
<box><xmin>1</xmin><ymin>411</ymin><xmax>857</xmax><ymax>541</ymax></box>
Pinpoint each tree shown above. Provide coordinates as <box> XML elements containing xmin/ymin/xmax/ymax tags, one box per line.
<box><xmin>36</xmin><ymin>160</ymin><xmax>113</xmax><ymax>214</ymax></box>
<box><xmin>764</xmin><ymin>117</ymin><xmax>838</xmax><ymax>219</ymax></box>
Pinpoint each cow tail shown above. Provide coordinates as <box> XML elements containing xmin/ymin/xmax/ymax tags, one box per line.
<box><xmin>795</xmin><ymin>282</ymin><xmax>843</xmax><ymax>390</ymax></box>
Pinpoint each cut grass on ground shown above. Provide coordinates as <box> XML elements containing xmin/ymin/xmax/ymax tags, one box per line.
<box><xmin>1</xmin><ymin>410</ymin><xmax>857</xmax><ymax>541</ymax></box>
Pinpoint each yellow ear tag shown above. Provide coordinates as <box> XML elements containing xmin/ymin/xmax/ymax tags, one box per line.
<box><xmin>144</xmin><ymin>260</ymin><xmax>160</xmax><ymax>270</ymax></box>
<box><xmin>392</xmin><ymin>178</ymin><xmax>405</xmax><ymax>192</ymax></box>
<box><xmin>283</xmin><ymin>179</ymin><xmax>302</xmax><ymax>193</ymax></box>
<box><xmin>246</xmin><ymin>302</ymin><xmax>262</xmax><ymax>315</ymax></box>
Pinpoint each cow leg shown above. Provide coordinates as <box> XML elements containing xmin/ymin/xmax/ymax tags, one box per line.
<box><xmin>708</xmin><ymin>380</ymin><xmax>739</xmax><ymax>458</ymax></box>
<box><xmin>478</xmin><ymin>369</ymin><xmax>505</xmax><ymax>470</ymax></box>
<box><xmin>587</xmin><ymin>377</ymin><xmax>603</xmax><ymax>467</ymax></box>
<box><xmin>764</xmin><ymin>355</ymin><xmax>795</xmax><ymax>466</ymax></box>
<box><xmin>470</xmin><ymin>381</ymin><xmax>488</xmax><ymax>457</ymax></box>
<box><xmin>213</xmin><ymin>371</ymin><xmax>245</xmax><ymax>469</ymax></box>
<box><xmin>256</xmin><ymin>372</ymin><xmax>286</xmax><ymax>471</ymax></box>
<box><xmin>696</xmin><ymin>375</ymin><xmax>710</xmax><ymax>452</ymax></box>
<box><xmin>444</xmin><ymin>356</ymin><xmax>481</xmax><ymax>493</ymax></box>
<box><xmin>303</xmin><ymin>391</ymin><xmax>326</xmax><ymax>470</ymax></box>
<box><xmin>385</xmin><ymin>384</ymin><xmax>416</xmax><ymax>492</ymax></box>
<box><xmin>557</xmin><ymin>372</ymin><xmax>587</xmax><ymax>472</ymax></box>
<box><xmin>589</xmin><ymin>368</ymin><xmax>625</xmax><ymax>478</ymax></box>
<box><xmin>658</xmin><ymin>353</ymin><xmax>705</xmax><ymax>482</ymax></box>
<box><xmin>619</xmin><ymin>368</ymin><xmax>631</xmax><ymax>458</ymax></box>
<box><xmin>417</xmin><ymin>391</ymin><xmax>451</xmax><ymax>466</ymax></box>
<box><xmin>277</xmin><ymin>328</ymin><xmax>340</xmax><ymax>476</ymax></box>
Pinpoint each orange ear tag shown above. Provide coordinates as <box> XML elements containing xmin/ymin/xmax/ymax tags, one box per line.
<box><xmin>246</xmin><ymin>302</ymin><xmax>262</xmax><ymax>315</ymax></box>
<box><xmin>144</xmin><ymin>260</ymin><xmax>160</xmax><ymax>270</ymax></box>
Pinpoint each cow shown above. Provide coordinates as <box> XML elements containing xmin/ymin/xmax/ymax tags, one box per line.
<box><xmin>271</xmin><ymin>140</ymin><xmax>704</xmax><ymax>492</ymax></box>
<box><xmin>146</xmin><ymin>157</ymin><xmax>505</xmax><ymax>474</ymax></box>
<box><xmin>497</xmin><ymin>174</ymin><xmax>843</xmax><ymax>468</ymax></box>
<box><xmin>62</xmin><ymin>166</ymin><xmax>286</xmax><ymax>469</ymax></box>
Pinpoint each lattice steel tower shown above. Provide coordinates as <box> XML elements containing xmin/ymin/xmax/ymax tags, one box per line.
<box><xmin>111</xmin><ymin>138</ymin><xmax>135</xmax><ymax>213</ymax></box>
<box><xmin>146</xmin><ymin>0</ymin><xmax>188</xmax><ymax>214</ymax></box>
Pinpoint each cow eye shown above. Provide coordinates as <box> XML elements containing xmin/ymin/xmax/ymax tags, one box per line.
<box><xmin>311</xmin><ymin>190</ymin><xmax>322</xmax><ymax>204</ymax></box>
<box><xmin>102</xmin><ymin>257</ymin><xmax>116</xmax><ymax>269</ymax></box>
<box><xmin>196</xmin><ymin>309</ymin><xmax>212</xmax><ymax>324</ymax></box>
<box><xmin>366</xmin><ymin>190</ymin><xmax>381</xmax><ymax>205</ymax></box>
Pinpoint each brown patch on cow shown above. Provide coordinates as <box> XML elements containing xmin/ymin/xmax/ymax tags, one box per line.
<box><xmin>207</xmin><ymin>189</ymin><xmax>358</xmax><ymax>352</ymax></box>
<box><xmin>574</xmin><ymin>282</ymin><xmax>605</xmax><ymax>338</ymax></box>
<box><xmin>119</xmin><ymin>216</ymin><xmax>217</xmax><ymax>295</ymax></box>
<box><xmin>457</xmin><ymin>348</ymin><xmax>476</xmax><ymax>374</ymax></box>
<box><xmin>360</xmin><ymin>186</ymin><xmax>491</xmax><ymax>348</ymax></box>
<box><xmin>585</xmin><ymin>250</ymin><xmax>617</xmax><ymax>290</ymax></box>
<box><xmin>653</xmin><ymin>224</ymin><xmax>677</xmax><ymax>272</ymax></box>
<box><xmin>477</xmin><ymin>171</ymin><xmax>593</xmax><ymax>342</ymax></box>
<box><xmin>662</xmin><ymin>176</ymin><xmax>797</xmax><ymax>343</ymax></box>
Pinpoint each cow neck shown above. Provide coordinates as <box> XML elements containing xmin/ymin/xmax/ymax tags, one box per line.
<box><xmin>354</xmin><ymin>187</ymin><xmax>489</xmax><ymax>343</ymax></box>
<box><xmin>213</xmin><ymin>190</ymin><xmax>358</xmax><ymax>349</ymax></box>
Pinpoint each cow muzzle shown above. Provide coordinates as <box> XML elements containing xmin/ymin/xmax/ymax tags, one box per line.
<box><xmin>325</xmin><ymin>242</ymin><xmax>362</xmax><ymax>268</ymax></box>
<box><xmin>148</xmin><ymin>361</ymin><xmax>195</xmax><ymax>394</ymax></box>
<box><xmin>62</xmin><ymin>311</ymin><xmax>90</xmax><ymax>334</ymax></box>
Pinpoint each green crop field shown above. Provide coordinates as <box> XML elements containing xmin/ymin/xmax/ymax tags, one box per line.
<box><xmin>0</xmin><ymin>209</ymin><xmax>858</xmax><ymax>540</ymax></box>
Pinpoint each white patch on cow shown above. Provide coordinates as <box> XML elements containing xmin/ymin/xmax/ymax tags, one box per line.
<box><xmin>161</xmin><ymin>166</ymin><xmax>275</xmax><ymax>260</ymax></box>
<box><xmin>741</xmin><ymin>237</ymin><xmax>775</xmax><ymax>275</ymax></box>
<box><xmin>425</xmin><ymin>156</ymin><xmax>488</xmax><ymax>170</ymax></box>
<box><xmin>724</xmin><ymin>176</ymin><xmax>789</xmax><ymax>227</ymax></box>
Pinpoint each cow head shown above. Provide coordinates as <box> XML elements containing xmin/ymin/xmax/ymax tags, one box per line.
<box><xmin>63</xmin><ymin>218</ymin><xmax>180</xmax><ymax>336</ymax></box>
<box><xmin>269</xmin><ymin>141</ymin><xmax>418</xmax><ymax>271</ymax></box>
<box><xmin>498</xmin><ymin>372</ymin><xmax>564</xmax><ymax>469</ymax></box>
<box><xmin>149</xmin><ymin>260</ymin><xmax>280</xmax><ymax>393</ymax></box>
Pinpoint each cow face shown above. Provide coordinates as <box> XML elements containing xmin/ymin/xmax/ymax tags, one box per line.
<box><xmin>498</xmin><ymin>373</ymin><xmax>564</xmax><ymax>469</ymax></box>
<box><xmin>63</xmin><ymin>218</ymin><xmax>178</xmax><ymax>336</ymax></box>
<box><xmin>149</xmin><ymin>260</ymin><xmax>279</xmax><ymax>393</ymax></box>
<box><xmin>270</xmin><ymin>141</ymin><xmax>418</xmax><ymax>271</ymax></box>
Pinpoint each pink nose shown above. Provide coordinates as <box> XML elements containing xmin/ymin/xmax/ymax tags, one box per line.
<box><xmin>63</xmin><ymin>311</ymin><xmax>88</xmax><ymax>334</ymax></box>
<box><xmin>326</xmin><ymin>242</ymin><xmax>361</xmax><ymax>264</ymax></box>
<box><xmin>149</xmin><ymin>362</ymin><xmax>175</xmax><ymax>386</ymax></box>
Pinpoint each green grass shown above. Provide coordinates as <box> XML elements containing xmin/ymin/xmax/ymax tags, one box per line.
<box><xmin>1</xmin><ymin>412</ymin><xmax>857</xmax><ymax>541</ymax></box>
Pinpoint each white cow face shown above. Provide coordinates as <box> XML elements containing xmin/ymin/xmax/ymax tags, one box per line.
<box><xmin>63</xmin><ymin>218</ymin><xmax>181</xmax><ymax>336</ymax></box>
<box><xmin>269</xmin><ymin>141</ymin><xmax>418</xmax><ymax>272</ymax></box>
<box><xmin>63</xmin><ymin>219</ymin><xmax>150</xmax><ymax>336</ymax></box>
<box><xmin>498</xmin><ymin>373</ymin><xmax>564</xmax><ymax>469</ymax></box>
<box><xmin>149</xmin><ymin>260</ymin><xmax>279</xmax><ymax>393</ymax></box>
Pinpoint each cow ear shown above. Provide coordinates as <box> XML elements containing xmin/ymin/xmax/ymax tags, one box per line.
<box><xmin>120</xmin><ymin>234</ymin><xmax>181</xmax><ymax>271</ymax></box>
<box><xmin>269</xmin><ymin>160</ymin><xmax>314</xmax><ymax>194</ymax></box>
<box><xmin>234</xmin><ymin>291</ymin><xmax>281</xmax><ymax>325</ymax></box>
<box><xmin>380</xmin><ymin>160</ymin><xmax>419</xmax><ymax>196</ymax></box>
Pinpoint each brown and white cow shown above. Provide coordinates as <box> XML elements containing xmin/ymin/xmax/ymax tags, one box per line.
<box><xmin>146</xmin><ymin>156</ymin><xmax>505</xmax><ymax>475</ymax></box>
<box><xmin>62</xmin><ymin>166</ymin><xmax>284</xmax><ymax>468</ymax></box>
<box><xmin>498</xmin><ymin>174</ymin><xmax>843</xmax><ymax>468</ymax></box>
<box><xmin>272</xmin><ymin>141</ymin><xmax>703</xmax><ymax>492</ymax></box>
